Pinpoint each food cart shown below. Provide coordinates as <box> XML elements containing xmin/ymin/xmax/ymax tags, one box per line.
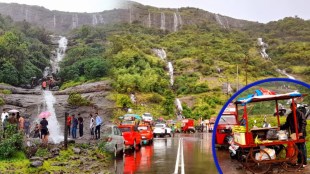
<box><xmin>232</xmin><ymin>91</ymin><xmax>307</xmax><ymax>174</ymax></box>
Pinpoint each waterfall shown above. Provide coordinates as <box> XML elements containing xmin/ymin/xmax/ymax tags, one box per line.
<box><xmin>175</xmin><ymin>99</ymin><xmax>183</xmax><ymax>120</ymax></box>
<box><xmin>72</xmin><ymin>14</ymin><xmax>78</xmax><ymax>29</ymax></box>
<box><xmin>43</xmin><ymin>90</ymin><xmax>63</xmax><ymax>143</ymax></box>
<box><xmin>276</xmin><ymin>69</ymin><xmax>295</xmax><ymax>79</ymax></box>
<box><xmin>168</xmin><ymin>62</ymin><xmax>174</xmax><ymax>86</ymax></box>
<box><xmin>257</xmin><ymin>38</ymin><xmax>269</xmax><ymax>59</ymax></box>
<box><xmin>148</xmin><ymin>12</ymin><xmax>151</xmax><ymax>28</ymax></box>
<box><xmin>53</xmin><ymin>15</ymin><xmax>56</xmax><ymax>28</ymax></box>
<box><xmin>215</xmin><ymin>14</ymin><xmax>226</xmax><ymax>29</ymax></box>
<box><xmin>160</xmin><ymin>12</ymin><xmax>166</xmax><ymax>30</ymax></box>
<box><xmin>152</xmin><ymin>48</ymin><xmax>167</xmax><ymax>60</ymax></box>
<box><xmin>173</xmin><ymin>12</ymin><xmax>178</xmax><ymax>32</ymax></box>
<box><xmin>99</xmin><ymin>14</ymin><xmax>104</xmax><ymax>24</ymax></box>
<box><xmin>129</xmin><ymin>7</ymin><xmax>132</xmax><ymax>24</ymax></box>
<box><xmin>92</xmin><ymin>14</ymin><xmax>98</xmax><ymax>26</ymax></box>
<box><xmin>177</xmin><ymin>13</ymin><xmax>183</xmax><ymax>26</ymax></box>
<box><xmin>50</xmin><ymin>36</ymin><xmax>68</xmax><ymax>74</ymax></box>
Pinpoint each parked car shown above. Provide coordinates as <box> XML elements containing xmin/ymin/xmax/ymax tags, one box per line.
<box><xmin>101</xmin><ymin>124</ymin><xmax>125</xmax><ymax>157</ymax></box>
<box><xmin>181</xmin><ymin>119</ymin><xmax>196</xmax><ymax>133</ymax></box>
<box><xmin>142</xmin><ymin>113</ymin><xmax>153</xmax><ymax>123</ymax></box>
<box><xmin>153</xmin><ymin>123</ymin><xmax>172</xmax><ymax>138</ymax></box>
<box><xmin>137</xmin><ymin>124</ymin><xmax>153</xmax><ymax>145</ymax></box>
<box><xmin>118</xmin><ymin>125</ymin><xmax>142</xmax><ymax>150</ymax></box>
<box><xmin>215</xmin><ymin>105</ymin><xmax>239</xmax><ymax>148</ymax></box>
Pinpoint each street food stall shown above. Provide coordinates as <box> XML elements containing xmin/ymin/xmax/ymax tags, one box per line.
<box><xmin>231</xmin><ymin>90</ymin><xmax>307</xmax><ymax>174</ymax></box>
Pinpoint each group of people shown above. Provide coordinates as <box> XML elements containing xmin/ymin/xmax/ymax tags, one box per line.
<box><xmin>1</xmin><ymin>109</ymin><xmax>31</xmax><ymax>138</ymax></box>
<box><xmin>66</xmin><ymin>112</ymin><xmax>103</xmax><ymax>140</ymax></box>
<box><xmin>41</xmin><ymin>77</ymin><xmax>55</xmax><ymax>90</ymax></box>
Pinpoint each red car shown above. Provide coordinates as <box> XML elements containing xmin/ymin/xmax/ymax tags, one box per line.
<box><xmin>215</xmin><ymin>104</ymin><xmax>239</xmax><ymax>147</ymax></box>
<box><xmin>138</xmin><ymin>124</ymin><xmax>153</xmax><ymax>145</ymax></box>
<box><xmin>181</xmin><ymin>119</ymin><xmax>195</xmax><ymax>133</ymax></box>
<box><xmin>118</xmin><ymin>125</ymin><xmax>142</xmax><ymax>150</ymax></box>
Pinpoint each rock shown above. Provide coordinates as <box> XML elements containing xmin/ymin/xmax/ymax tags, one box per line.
<box><xmin>30</xmin><ymin>157</ymin><xmax>44</xmax><ymax>162</ymax></box>
<box><xmin>69</xmin><ymin>156</ymin><xmax>80</xmax><ymax>160</ymax></box>
<box><xmin>73</xmin><ymin>147</ymin><xmax>81</xmax><ymax>154</ymax></box>
<box><xmin>50</xmin><ymin>147</ymin><xmax>60</xmax><ymax>156</ymax></box>
<box><xmin>51</xmin><ymin>162</ymin><xmax>68</xmax><ymax>166</ymax></box>
<box><xmin>96</xmin><ymin>153</ymin><xmax>104</xmax><ymax>159</ymax></box>
<box><xmin>30</xmin><ymin>160</ymin><xmax>43</xmax><ymax>167</ymax></box>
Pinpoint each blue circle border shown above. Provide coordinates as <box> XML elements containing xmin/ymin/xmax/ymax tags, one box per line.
<box><xmin>212</xmin><ymin>78</ymin><xmax>310</xmax><ymax>174</ymax></box>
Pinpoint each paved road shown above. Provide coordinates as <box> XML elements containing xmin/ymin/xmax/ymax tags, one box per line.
<box><xmin>113</xmin><ymin>133</ymin><xmax>217</xmax><ymax>174</ymax></box>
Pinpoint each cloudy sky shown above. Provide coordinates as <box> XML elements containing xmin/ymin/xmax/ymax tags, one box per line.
<box><xmin>0</xmin><ymin>0</ymin><xmax>309</xmax><ymax>23</ymax></box>
<box><xmin>0</xmin><ymin>0</ymin><xmax>126</xmax><ymax>12</ymax></box>
<box><xmin>132</xmin><ymin>0</ymin><xmax>310</xmax><ymax>23</ymax></box>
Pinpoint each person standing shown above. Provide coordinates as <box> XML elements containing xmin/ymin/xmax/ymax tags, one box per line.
<box><xmin>2</xmin><ymin>115</ymin><xmax>8</xmax><ymax>138</ymax></box>
<box><xmin>42</xmin><ymin>80</ymin><xmax>47</xmax><ymax>90</ymax></box>
<box><xmin>1</xmin><ymin>109</ymin><xmax>8</xmax><ymax>126</ymax></box>
<box><xmin>95</xmin><ymin>113</ymin><xmax>102</xmax><ymax>140</ymax></box>
<box><xmin>40</xmin><ymin>117</ymin><xmax>48</xmax><ymax>145</ymax></box>
<box><xmin>18</xmin><ymin>116</ymin><xmax>25</xmax><ymax>132</ymax></box>
<box><xmin>280</xmin><ymin>102</ymin><xmax>307</xmax><ymax>167</ymax></box>
<box><xmin>66</xmin><ymin>114</ymin><xmax>72</xmax><ymax>137</ymax></box>
<box><xmin>89</xmin><ymin>113</ymin><xmax>95</xmax><ymax>140</ymax></box>
<box><xmin>71</xmin><ymin>114</ymin><xmax>78</xmax><ymax>139</ymax></box>
<box><xmin>24</xmin><ymin>118</ymin><xmax>31</xmax><ymax>138</ymax></box>
<box><xmin>78</xmin><ymin>114</ymin><xmax>84</xmax><ymax>138</ymax></box>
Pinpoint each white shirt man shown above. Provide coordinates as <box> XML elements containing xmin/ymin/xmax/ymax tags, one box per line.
<box><xmin>1</xmin><ymin>109</ymin><xmax>9</xmax><ymax>124</ymax></box>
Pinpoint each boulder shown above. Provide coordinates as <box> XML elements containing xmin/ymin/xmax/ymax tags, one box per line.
<box><xmin>30</xmin><ymin>160</ymin><xmax>43</xmax><ymax>167</ymax></box>
<box><xmin>73</xmin><ymin>147</ymin><xmax>81</xmax><ymax>154</ymax></box>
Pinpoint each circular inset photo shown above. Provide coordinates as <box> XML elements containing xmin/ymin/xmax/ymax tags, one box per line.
<box><xmin>213</xmin><ymin>78</ymin><xmax>310</xmax><ymax>174</ymax></box>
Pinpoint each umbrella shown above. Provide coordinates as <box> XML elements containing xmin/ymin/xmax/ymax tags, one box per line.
<box><xmin>8</xmin><ymin>109</ymin><xmax>19</xmax><ymax>113</ymax></box>
<box><xmin>38</xmin><ymin>111</ymin><xmax>51</xmax><ymax>119</ymax></box>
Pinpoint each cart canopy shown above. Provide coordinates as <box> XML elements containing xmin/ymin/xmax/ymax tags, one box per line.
<box><xmin>235</xmin><ymin>89</ymin><xmax>305</xmax><ymax>105</ymax></box>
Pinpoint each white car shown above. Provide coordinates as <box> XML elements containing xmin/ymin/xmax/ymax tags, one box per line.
<box><xmin>153</xmin><ymin>124</ymin><xmax>172</xmax><ymax>138</ymax></box>
<box><xmin>101</xmin><ymin>124</ymin><xmax>125</xmax><ymax>157</ymax></box>
<box><xmin>142</xmin><ymin>113</ymin><xmax>153</xmax><ymax>123</ymax></box>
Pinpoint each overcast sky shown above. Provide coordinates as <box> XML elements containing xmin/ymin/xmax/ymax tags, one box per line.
<box><xmin>0</xmin><ymin>0</ymin><xmax>309</xmax><ymax>23</ymax></box>
<box><xmin>132</xmin><ymin>0</ymin><xmax>310</xmax><ymax>23</ymax></box>
<box><xmin>0</xmin><ymin>0</ymin><xmax>125</xmax><ymax>12</ymax></box>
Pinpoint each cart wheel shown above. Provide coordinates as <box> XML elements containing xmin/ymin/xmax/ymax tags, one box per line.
<box><xmin>281</xmin><ymin>149</ymin><xmax>303</xmax><ymax>172</ymax></box>
<box><xmin>245</xmin><ymin>149</ymin><xmax>271</xmax><ymax>174</ymax></box>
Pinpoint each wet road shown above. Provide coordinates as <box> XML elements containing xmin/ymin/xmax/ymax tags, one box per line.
<box><xmin>113</xmin><ymin>133</ymin><xmax>217</xmax><ymax>174</ymax></box>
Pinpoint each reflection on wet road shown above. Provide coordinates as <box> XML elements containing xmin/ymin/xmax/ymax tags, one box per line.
<box><xmin>114</xmin><ymin>133</ymin><xmax>217</xmax><ymax>174</ymax></box>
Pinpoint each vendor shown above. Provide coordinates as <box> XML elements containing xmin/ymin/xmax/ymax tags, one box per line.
<box><xmin>280</xmin><ymin>102</ymin><xmax>307</xmax><ymax>168</ymax></box>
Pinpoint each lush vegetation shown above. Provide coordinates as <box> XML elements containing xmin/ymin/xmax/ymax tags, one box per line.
<box><xmin>0</xmin><ymin>15</ymin><xmax>51</xmax><ymax>86</ymax></box>
<box><xmin>0</xmin><ymin>124</ymin><xmax>23</xmax><ymax>159</ymax></box>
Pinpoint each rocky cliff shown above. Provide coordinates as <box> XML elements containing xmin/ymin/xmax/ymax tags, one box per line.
<box><xmin>0</xmin><ymin>2</ymin><xmax>261</xmax><ymax>34</ymax></box>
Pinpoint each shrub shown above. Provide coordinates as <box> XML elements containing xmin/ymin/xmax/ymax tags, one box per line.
<box><xmin>0</xmin><ymin>97</ymin><xmax>4</xmax><ymax>106</ymax></box>
<box><xmin>68</xmin><ymin>92</ymin><xmax>92</xmax><ymax>106</ymax></box>
<box><xmin>0</xmin><ymin>89</ymin><xmax>12</xmax><ymax>94</ymax></box>
<box><xmin>148</xmin><ymin>93</ymin><xmax>163</xmax><ymax>103</ymax></box>
<box><xmin>0</xmin><ymin>124</ymin><xmax>23</xmax><ymax>159</ymax></box>
<box><xmin>35</xmin><ymin>148</ymin><xmax>49</xmax><ymax>157</ymax></box>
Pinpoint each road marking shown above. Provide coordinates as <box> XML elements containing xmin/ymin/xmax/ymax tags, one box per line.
<box><xmin>174</xmin><ymin>138</ymin><xmax>185</xmax><ymax>174</ymax></box>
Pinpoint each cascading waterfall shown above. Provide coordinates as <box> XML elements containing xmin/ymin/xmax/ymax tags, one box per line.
<box><xmin>92</xmin><ymin>14</ymin><xmax>98</xmax><ymax>26</ymax></box>
<box><xmin>173</xmin><ymin>12</ymin><xmax>178</xmax><ymax>32</ymax></box>
<box><xmin>152</xmin><ymin>48</ymin><xmax>167</xmax><ymax>60</ymax></box>
<box><xmin>160</xmin><ymin>12</ymin><xmax>166</xmax><ymax>30</ymax></box>
<box><xmin>72</xmin><ymin>14</ymin><xmax>78</xmax><ymax>29</ymax></box>
<box><xmin>42</xmin><ymin>36</ymin><xmax>68</xmax><ymax>143</ymax></box>
<box><xmin>215</xmin><ymin>14</ymin><xmax>226</xmax><ymax>29</ymax></box>
<box><xmin>177</xmin><ymin>12</ymin><xmax>183</xmax><ymax>26</ymax></box>
<box><xmin>43</xmin><ymin>90</ymin><xmax>63</xmax><ymax>143</ymax></box>
<box><xmin>53</xmin><ymin>15</ymin><xmax>56</xmax><ymax>28</ymax></box>
<box><xmin>175</xmin><ymin>99</ymin><xmax>183</xmax><ymax>120</ymax></box>
<box><xmin>129</xmin><ymin>7</ymin><xmax>132</xmax><ymax>24</ymax></box>
<box><xmin>99</xmin><ymin>14</ymin><xmax>104</xmax><ymax>24</ymax></box>
<box><xmin>148</xmin><ymin>12</ymin><xmax>151</xmax><ymax>28</ymax></box>
<box><xmin>276</xmin><ymin>69</ymin><xmax>295</xmax><ymax>79</ymax></box>
<box><xmin>52</xmin><ymin>37</ymin><xmax>68</xmax><ymax>74</ymax></box>
<box><xmin>257</xmin><ymin>38</ymin><xmax>269</xmax><ymax>59</ymax></box>
<box><xmin>167</xmin><ymin>62</ymin><xmax>174</xmax><ymax>86</ymax></box>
